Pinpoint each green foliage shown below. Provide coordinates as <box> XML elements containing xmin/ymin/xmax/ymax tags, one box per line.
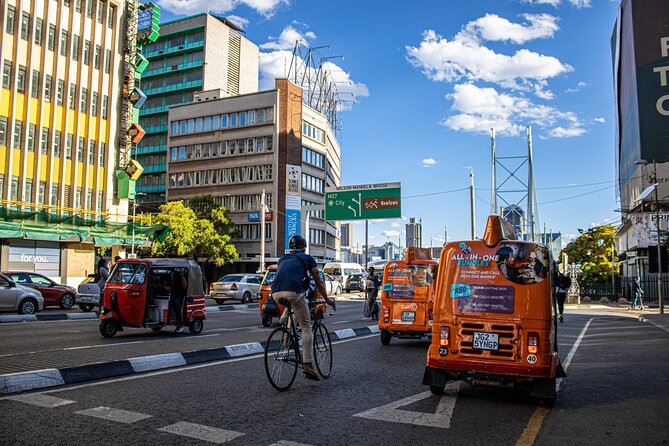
<box><xmin>561</xmin><ymin>225</ymin><xmax>617</xmax><ymax>284</ymax></box>
<box><xmin>142</xmin><ymin>200</ymin><xmax>238</xmax><ymax>265</ymax></box>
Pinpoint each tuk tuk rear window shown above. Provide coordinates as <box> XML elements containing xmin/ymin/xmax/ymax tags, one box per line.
<box><xmin>262</xmin><ymin>271</ymin><xmax>277</xmax><ymax>285</ymax></box>
<box><xmin>108</xmin><ymin>263</ymin><xmax>147</xmax><ymax>285</ymax></box>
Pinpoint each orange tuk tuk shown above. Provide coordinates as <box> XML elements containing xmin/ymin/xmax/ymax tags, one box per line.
<box><xmin>378</xmin><ymin>247</ymin><xmax>438</xmax><ymax>345</ymax></box>
<box><xmin>423</xmin><ymin>215</ymin><xmax>565</xmax><ymax>403</ymax></box>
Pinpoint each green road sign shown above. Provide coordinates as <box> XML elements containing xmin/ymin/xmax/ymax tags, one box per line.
<box><xmin>325</xmin><ymin>183</ymin><xmax>401</xmax><ymax>221</ymax></box>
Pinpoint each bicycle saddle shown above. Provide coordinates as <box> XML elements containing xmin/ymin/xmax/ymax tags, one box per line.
<box><xmin>278</xmin><ymin>298</ymin><xmax>291</xmax><ymax>307</ymax></box>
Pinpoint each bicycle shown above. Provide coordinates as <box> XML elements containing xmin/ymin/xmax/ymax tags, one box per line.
<box><xmin>264</xmin><ymin>297</ymin><xmax>333</xmax><ymax>391</ymax></box>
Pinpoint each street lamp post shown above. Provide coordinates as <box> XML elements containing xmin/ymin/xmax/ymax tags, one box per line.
<box><xmin>131</xmin><ymin>193</ymin><xmax>146</xmax><ymax>257</ymax></box>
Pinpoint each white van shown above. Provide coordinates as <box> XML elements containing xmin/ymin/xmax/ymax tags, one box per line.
<box><xmin>323</xmin><ymin>262</ymin><xmax>365</xmax><ymax>293</ymax></box>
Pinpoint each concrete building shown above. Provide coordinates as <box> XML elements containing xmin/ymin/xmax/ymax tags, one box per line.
<box><xmin>503</xmin><ymin>204</ymin><xmax>524</xmax><ymax>238</ymax></box>
<box><xmin>612</xmin><ymin>0</ymin><xmax>669</xmax><ymax>279</ymax></box>
<box><xmin>135</xmin><ymin>13</ymin><xmax>258</xmax><ymax>207</ymax></box>
<box><xmin>406</xmin><ymin>217</ymin><xmax>422</xmax><ymax>248</ymax></box>
<box><xmin>166</xmin><ymin>79</ymin><xmax>341</xmax><ymax>272</ymax></box>
<box><xmin>340</xmin><ymin>222</ymin><xmax>353</xmax><ymax>248</ymax></box>
<box><xmin>0</xmin><ymin>0</ymin><xmax>133</xmax><ymax>285</ymax></box>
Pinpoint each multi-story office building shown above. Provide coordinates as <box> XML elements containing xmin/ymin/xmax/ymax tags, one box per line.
<box><xmin>0</xmin><ymin>0</ymin><xmax>129</xmax><ymax>284</ymax></box>
<box><xmin>612</xmin><ymin>0</ymin><xmax>669</xmax><ymax>279</ymax></box>
<box><xmin>406</xmin><ymin>217</ymin><xmax>422</xmax><ymax>248</ymax></box>
<box><xmin>340</xmin><ymin>222</ymin><xmax>353</xmax><ymax>248</ymax></box>
<box><xmin>166</xmin><ymin>79</ymin><xmax>342</xmax><ymax>272</ymax></box>
<box><xmin>135</xmin><ymin>13</ymin><xmax>258</xmax><ymax>207</ymax></box>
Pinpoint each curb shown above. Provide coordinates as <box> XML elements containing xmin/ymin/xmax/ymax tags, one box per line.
<box><xmin>0</xmin><ymin>304</ymin><xmax>261</xmax><ymax>324</ymax></box>
<box><xmin>0</xmin><ymin>325</ymin><xmax>380</xmax><ymax>395</ymax></box>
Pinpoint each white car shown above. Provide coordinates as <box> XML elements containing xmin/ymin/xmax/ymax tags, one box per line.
<box><xmin>0</xmin><ymin>273</ymin><xmax>44</xmax><ymax>314</ymax></box>
<box><xmin>324</xmin><ymin>274</ymin><xmax>342</xmax><ymax>295</ymax></box>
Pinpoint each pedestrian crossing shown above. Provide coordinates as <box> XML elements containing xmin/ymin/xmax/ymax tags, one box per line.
<box><xmin>9</xmin><ymin>394</ymin><xmax>314</xmax><ymax>445</ymax></box>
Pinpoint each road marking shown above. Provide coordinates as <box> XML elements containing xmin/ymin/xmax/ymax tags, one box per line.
<box><xmin>270</xmin><ymin>441</ymin><xmax>315</xmax><ymax>446</ymax></box>
<box><xmin>75</xmin><ymin>406</ymin><xmax>152</xmax><ymax>423</ymax></box>
<box><xmin>333</xmin><ymin>320</ymin><xmax>351</xmax><ymax>324</ymax></box>
<box><xmin>353</xmin><ymin>382</ymin><xmax>461</xmax><ymax>428</ymax></box>
<box><xmin>0</xmin><ymin>368</ymin><xmax>65</xmax><ymax>394</ymax></box>
<box><xmin>129</xmin><ymin>352</ymin><xmax>186</xmax><ymax>372</ymax></box>
<box><xmin>159</xmin><ymin>422</ymin><xmax>244</xmax><ymax>444</ymax></box>
<box><xmin>64</xmin><ymin>341</ymin><xmax>144</xmax><ymax>351</ymax></box>
<box><xmin>515</xmin><ymin>317</ymin><xmax>593</xmax><ymax>446</ymax></box>
<box><xmin>7</xmin><ymin>393</ymin><xmax>75</xmax><ymax>408</ymax></box>
<box><xmin>0</xmin><ymin>315</ymin><xmax>38</xmax><ymax>323</ymax></box>
<box><xmin>639</xmin><ymin>316</ymin><xmax>669</xmax><ymax>333</ymax></box>
<box><xmin>66</xmin><ymin>313</ymin><xmax>98</xmax><ymax>320</ymax></box>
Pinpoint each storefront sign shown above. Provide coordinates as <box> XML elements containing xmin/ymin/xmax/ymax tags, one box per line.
<box><xmin>248</xmin><ymin>211</ymin><xmax>273</xmax><ymax>222</ymax></box>
<box><xmin>8</xmin><ymin>241</ymin><xmax>60</xmax><ymax>276</ymax></box>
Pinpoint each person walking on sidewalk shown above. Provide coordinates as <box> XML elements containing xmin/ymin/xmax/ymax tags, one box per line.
<box><xmin>555</xmin><ymin>272</ymin><xmax>570</xmax><ymax>322</ymax></box>
<box><xmin>631</xmin><ymin>276</ymin><xmax>644</xmax><ymax>310</ymax></box>
<box><xmin>364</xmin><ymin>267</ymin><xmax>381</xmax><ymax>321</ymax></box>
<box><xmin>271</xmin><ymin>235</ymin><xmax>335</xmax><ymax>381</ymax></box>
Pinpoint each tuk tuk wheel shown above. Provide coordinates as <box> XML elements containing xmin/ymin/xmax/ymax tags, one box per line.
<box><xmin>261</xmin><ymin>313</ymin><xmax>272</xmax><ymax>327</ymax></box>
<box><xmin>100</xmin><ymin>319</ymin><xmax>118</xmax><ymax>338</ymax></box>
<box><xmin>189</xmin><ymin>317</ymin><xmax>204</xmax><ymax>334</ymax></box>
<box><xmin>380</xmin><ymin>330</ymin><xmax>392</xmax><ymax>345</ymax></box>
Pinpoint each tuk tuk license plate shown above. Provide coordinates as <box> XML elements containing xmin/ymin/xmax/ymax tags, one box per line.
<box><xmin>401</xmin><ymin>311</ymin><xmax>415</xmax><ymax>322</ymax></box>
<box><xmin>473</xmin><ymin>332</ymin><xmax>499</xmax><ymax>350</ymax></box>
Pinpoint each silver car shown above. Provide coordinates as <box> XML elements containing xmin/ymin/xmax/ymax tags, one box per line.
<box><xmin>324</xmin><ymin>274</ymin><xmax>342</xmax><ymax>295</ymax></box>
<box><xmin>210</xmin><ymin>274</ymin><xmax>262</xmax><ymax>304</ymax></box>
<box><xmin>0</xmin><ymin>273</ymin><xmax>44</xmax><ymax>314</ymax></box>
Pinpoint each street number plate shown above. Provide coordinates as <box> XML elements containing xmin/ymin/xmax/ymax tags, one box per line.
<box><xmin>472</xmin><ymin>332</ymin><xmax>499</xmax><ymax>350</ymax></box>
<box><xmin>401</xmin><ymin>311</ymin><xmax>415</xmax><ymax>322</ymax></box>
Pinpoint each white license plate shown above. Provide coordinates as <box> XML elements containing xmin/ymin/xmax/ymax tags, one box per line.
<box><xmin>472</xmin><ymin>332</ymin><xmax>499</xmax><ymax>350</ymax></box>
<box><xmin>401</xmin><ymin>311</ymin><xmax>415</xmax><ymax>322</ymax></box>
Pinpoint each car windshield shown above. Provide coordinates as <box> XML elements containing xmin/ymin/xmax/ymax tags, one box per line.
<box><xmin>108</xmin><ymin>263</ymin><xmax>147</xmax><ymax>285</ymax></box>
<box><xmin>262</xmin><ymin>271</ymin><xmax>277</xmax><ymax>285</ymax></box>
<box><xmin>344</xmin><ymin>268</ymin><xmax>360</xmax><ymax>275</ymax></box>
<box><xmin>219</xmin><ymin>275</ymin><xmax>243</xmax><ymax>283</ymax></box>
<box><xmin>324</xmin><ymin>267</ymin><xmax>340</xmax><ymax>275</ymax></box>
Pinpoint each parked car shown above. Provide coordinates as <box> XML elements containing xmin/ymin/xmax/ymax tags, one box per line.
<box><xmin>344</xmin><ymin>273</ymin><xmax>366</xmax><ymax>293</ymax></box>
<box><xmin>0</xmin><ymin>273</ymin><xmax>44</xmax><ymax>314</ymax></box>
<box><xmin>324</xmin><ymin>274</ymin><xmax>342</xmax><ymax>295</ymax></box>
<box><xmin>4</xmin><ymin>272</ymin><xmax>77</xmax><ymax>309</ymax></box>
<box><xmin>210</xmin><ymin>274</ymin><xmax>263</xmax><ymax>304</ymax></box>
<box><xmin>76</xmin><ymin>274</ymin><xmax>100</xmax><ymax>312</ymax></box>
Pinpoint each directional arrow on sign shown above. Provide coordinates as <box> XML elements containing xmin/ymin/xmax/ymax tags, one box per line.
<box><xmin>353</xmin><ymin>382</ymin><xmax>461</xmax><ymax>428</ymax></box>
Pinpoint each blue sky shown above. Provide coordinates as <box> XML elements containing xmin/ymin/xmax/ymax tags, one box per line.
<box><xmin>156</xmin><ymin>0</ymin><xmax>621</xmax><ymax>250</ymax></box>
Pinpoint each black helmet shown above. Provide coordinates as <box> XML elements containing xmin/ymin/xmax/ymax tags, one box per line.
<box><xmin>289</xmin><ymin>235</ymin><xmax>307</xmax><ymax>251</ymax></box>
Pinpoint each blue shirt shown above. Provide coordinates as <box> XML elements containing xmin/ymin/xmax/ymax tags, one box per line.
<box><xmin>271</xmin><ymin>252</ymin><xmax>317</xmax><ymax>294</ymax></box>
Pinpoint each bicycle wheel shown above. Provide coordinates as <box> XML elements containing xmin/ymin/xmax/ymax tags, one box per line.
<box><xmin>264</xmin><ymin>327</ymin><xmax>299</xmax><ymax>391</ymax></box>
<box><xmin>313</xmin><ymin>323</ymin><xmax>333</xmax><ymax>378</ymax></box>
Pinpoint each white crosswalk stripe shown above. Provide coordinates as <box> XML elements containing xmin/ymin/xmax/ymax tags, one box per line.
<box><xmin>75</xmin><ymin>406</ymin><xmax>152</xmax><ymax>424</ymax></box>
<box><xmin>158</xmin><ymin>422</ymin><xmax>245</xmax><ymax>444</ymax></box>
<box><xmin>7</xmin><ymin>394</ymin><xmax>75</xmax><ymax>408</ymax></box>
<box><xmin>269</xmin><ymin>441</ymin><xmax>315</xmax><ymax>446</ymax></box>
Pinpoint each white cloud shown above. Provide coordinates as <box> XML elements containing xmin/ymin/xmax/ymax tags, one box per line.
<box><xmin>258</xmin><ymin>49</ymin><xmax>293</xmax><ymax>90</ymax></box>
<box><xmin>155</xmin><ymin>0</ymin><xmax>287</xmax><ymax>17</ymax></box>
<box><xmin>565</xmin><ymin>81</ymin><xmax>587</xmax><ymax>93</ymax></box>
<box><xmin>594</xmin><ymin>117</ymin><xmax>606</xmax><ymax>123</ymax></box>
<box><xmin>442</xmin><ymin>83</ymin><xmax>586</xmax><ymax>137</ymax></box>
<box><xmin>260</xmin><ymin>26</ymin><xmax>315</xmax><ymax>50</ymax></box>
<box><xmin>521</xmin><ymin>0</ymin><xmax>591</xmax><ymax>7</ymax></box>
<box><xmin>225</xmin><ymin>15</ymin><xmax>249</xmax><ymax>29</ymax></box>
<box><xmin>390</xmin><ymin>222</ymin><xmax>401</xmax><ymax>228</ymax></box>
<box><xmin>421</xmin><ymin>158</ymin><xmax>438</xmax><ymax>167</ymax></box>
<box><xmin>382</xmin><ymin>230</ymin><xmax>401</xmax><ymax>237</ymax></box>
<box><xmin>457</xmin><ymin>13</ymin><xmax>560</xmax><ymax>45</ymax></box>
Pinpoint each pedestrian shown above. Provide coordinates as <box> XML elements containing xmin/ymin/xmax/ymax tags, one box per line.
<box><xmin>171</xmin><ymin>268</ymin><xmax>188</xmax><ymax>332</ymax></box>
<box><xmin>271</xmin><ymin>235</ymin><xmax>335</xmax><ymax>381</ymax></box>
<box><xmin>97</xmin><ymin>258</ymin><xmax>110</xmax><ymax>309</ymax></box>
<box><xmin>555</xmin><ymin>273</ymin><xmax>570</xmax><ymax>322</ymax></box>
<box><xmin>631</xmin><ymin>276</ymin><xmax>644</xmax><ymax>310</ymax></box>
<box><xmin>365</xmin><ymin>266</ymin><xmax>381</xmax><ymax>320</ymax></box>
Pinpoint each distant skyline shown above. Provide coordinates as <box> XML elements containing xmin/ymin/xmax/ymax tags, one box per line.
<box><xmin>155</xmin><ymin>0</ymin><xmax>621</xmax><ymax>250</ymax></box>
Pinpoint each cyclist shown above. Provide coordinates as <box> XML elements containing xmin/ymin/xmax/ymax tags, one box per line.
<box><xmin>272</xmin><ymin>235</ymin><xmax>334</xmax><ymax>381</ymax></box>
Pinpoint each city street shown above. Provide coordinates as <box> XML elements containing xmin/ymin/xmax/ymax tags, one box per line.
<box><xmin>1</xmin><ymin>304</ymin><xmax>667</xmax><ymax>445</ymax></box>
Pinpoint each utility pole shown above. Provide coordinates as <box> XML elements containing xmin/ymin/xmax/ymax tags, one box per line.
<box><xmin>470</xmin><ymin>169</ymin><xmax>476</xmax><ymax>239</ymax></box>
<box><xmin>444</xmin><ymin>226</ymin><xmax>448</xmax><ymax>244</ymax></box>
<box><xmin>365</xmin><ymin>219</ymin><xmax>369</xmax><ymax>269</ymax></box>
<box><xmin>527</xmin><ymin>126</ymin><xmax>536</xmax><ymax>242</ymax></box>
<box><xmin>490</xmin><ymin>128</ymin><xmax>496</xmax><ymax>214</ymax></box>
<box><xmin>653</xmin><ymin>160</ymin><xmax>663</xmax><ymax>314</ymax></box>
<box><xmin>260</xmin><ymin>189</ymin><xmax>266</xmax><ymax>273</ymax></box>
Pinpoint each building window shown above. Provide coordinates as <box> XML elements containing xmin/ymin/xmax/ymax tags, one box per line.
<box><xmin>24</xmin><ymin>179</ymin><xmax>33</xmax><ymax>204</ymax></box>
<box><xmin>83</xmin><ymin>40</ymin><xmax>90</xmax><ymax>65</ymax></box>
<box><xmin>6</xmin><ymin>5</ymin><xmax>15</xmax><ymax>35</ymax></box>
<box><xmin>66</xmin><ymin>134</ymin><xmax>73</xmax><ymax>159</ymax></box>
<box><xmin>13</xmin><ymin>120</ymin><xmax>22</xmax><ymax>150</ymax></box>
<box><xmin>230</xmin><ymin>113</ymin><xmax>237</xmax><ymax>127</ymax></box>
<box><xmin>74</xmin><ymin>187</ymin><xmax>81</xmax><ymax>209</ymax></box>
<box><xmin>97</xmin><ymin>1</ymin><xmax>105</xmax><ymax>24</ymax></box>
<box><xmin>69</xmin><ymin>83</ymin><xmax>76</xmax><ymax>110</ymax></box>
<box><xmin>34</xmin><ymin>18</ymin><xmax>43</xmax><ymax>45</ymax></box>
<box><xmin>302</xmin><ymin>121</ymin><xmax>326</xmax><ymax>144</ymax></box>
<box><xmin>94</xmin><ymin>45</ymin><xmax>100</xmax><ymax>69</ymax></box>
<box><xmin>48</xmin><ymin>24</ymin><xmax>56</xmax><ymax>51</ymax></box>
<box><xmin>77</xmin><ymin>137</ymin><xmax>84</xmax><ymax>161</ymax></box>
<box><xmin>87</xmin><ymin>0</ymin><xmax>93</xmax><ymax>18</ymax></box>
<box><xmin>20</xmin><ymin>12</ymin><xmax>30</xmax><ymax>40</ymax></box>
<box><xmin>17</xmin><ymin>66</ymin><xmax>26</xmax><ymax>93</ymax></box>
<box><xmin>2</xmin><ymin>60</ymin><xmax>12</xmax><ymax>89</ymax></box>
<box><xmin>91</xmin><ymin>93</ymin><xmax>98</xmax><ymax>116</ymax></box>
<box><xmin>221</xmin><ymin>114</ymin><xmax>228</xmax><ymax>128</ymax></box>
<box><xmin>302</xmin><ymin>147</ymin><xmax>325</xmax><ymax>169</ymax></box>
<box><xmin>27</xmin><ymin>124</ymin><xmax>36</xmax><ymax>152</ymax></box>
<box><xmin>97</xmin><ymin>191</ymin><xmax>103</xmax><ymax>213</ymax></box>
<box><xmin>104</xmin><ymin>49</ymin><xmax>111</xmax><ymax>73</ymax></box>
<box><xmin>102</xmin><ymin>95</ymin><xmax>108</xmax><ymax>119</ymax></box>
<box><xmin>108</xmin><ymin>5</ymin><xmax>115</xmax><ymax>28</ymax></box>
<box><xmin>0</xmin><ymin>117</ymin><xmax>7</xmax><ymax>146</ymax></box>
<box><xmin>57</xmin><ymin>79</ymin><xmax>64</xmax><ymax>106</ymax></box>
<box><xmin>38</xmin><ymin>181</ymin><xmax>46</xmax><ymax>204</ymax></box>
<box><xmin>50</xmin><ymin>184</ymin><xmax>59</xmax><ymax>206</ymax></box>
<box><xmin>195</xmin><ymin>117</ymin><xmax>202</xmax><ymax>132</ymax></box>
<box><xmin>99</xmin><ymin>142</ymin><xmax>105</xmax><ymax>166</ymax></box>
<box><xmin>31</xmin><ymin>70</ymin><xmax>40</xmax><ymax>98</ymax></box>
<box><xmin>76</xmin><ymin>0</ymin><xmax>82</xmax><ymax>12</ymax></box>
<box><xmin>73</xmin><ymin>35</ymin><xmax>80</xmax><ymax>61</ymax></box>
<box><xmin>40</xmin><ymin>127</ymin><xmax>49</xmax><ymax>155</ymax></box>
<box><xmin>79</xmin><ymin>88</ymin><xmax>88</xmax><ymax>113</ymax></box>
<box><xmin>44</xmin><ymin>75</ymin><xmax>52</xmax><ymax>102</ymax></box>
<box><xmin>239</xmin><ymin>112</ymin><xmax>246</xmax><ymax>126</ymax></box>
<box><xmin>88</xmin><ymin>140</ymin><xmax>95</xmax><ymax>164</ymax></box>
<box><xmin>60</xmin><ymin>30</ymin><xmax>69</xmax><ymax>56</ymax></box>
<box><xmin>86</xmin><ymin>188</ymin><xmax>93</xmax><ymax>209</ymax></box>
<box><xmin>11</xmin><ymin>177</ymin><xmax>19</xmax><ymax>201</ymax></box>
<box><xmin>301</xmin><ymin>173</ymin><xmax>324</xmax><ymax>193</ymax></box>
<box><xmin>53</xmin><ymin>131</ymin><xmax>61</xmax><ymax>157</ymax></box>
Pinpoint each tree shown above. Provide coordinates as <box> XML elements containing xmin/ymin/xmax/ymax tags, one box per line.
<box><xmin>188</xmin><ymin>195</ymin><xmax>238</xmax><ymax>238</ymax></box>
<box><xmin>561</xmin><ymin>225</ymin><xmax>617</xmax><ymax>284</ymax></box>
<box><xmin>142</xmin><ymin>201</ymin><xmax>238</xmax><ymax>265</ymax></box>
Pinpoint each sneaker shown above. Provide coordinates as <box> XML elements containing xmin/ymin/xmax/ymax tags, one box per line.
<box><xmin>559</xmin><ymin>315</ymin><xmax>564</xmax><ymax>322</ymax></box>
<box><xmin>175</xmin><ymin>326</ymin><xmax>184</xmax><ymax>333</ymax></box>
<box><xmin>303</xmin><ymin>362</ymin><xmax>320</xmax><ymax>381</ymax></box>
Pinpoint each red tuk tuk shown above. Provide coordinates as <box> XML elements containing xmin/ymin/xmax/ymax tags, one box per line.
<box><xmin>99</xmin><ymin>259</ymin><xmax>206</xmax><ymax>338</ymax></box>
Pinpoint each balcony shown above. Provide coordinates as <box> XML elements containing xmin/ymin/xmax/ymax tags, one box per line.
<box><xmin>134</xmin><ymin>144</ymin><xmax>167</xmax><ymax>155</ymax></box>
<box><xmin>141</xmin><ymin>164</ymin><xmax>167</xmax><ymax>174</ymax></box>
<box><xmin>137</xmin><ymin>184</ymin><xmax>166</xmax><ymax>194</ymax></box>
<box><xmin>143</xmin><ymin>60</ymin><xmax>204</xmax><ymax>78</ymax></box>
<box><xmin>143</xmin><ymin>79</ymin><xmax>203</xmax><ymax>96</ymax></box>
<box><xmin>143</xmin><ymin>40</ymin><xmax>205</xmax><ymax>58</ymax></box>
<box><xmin>143</xmin><ymin>125</ymin><xmax>168</xmax><ymax>134</ymax></box>
<box><xmin>139</xmin><ymin>105</ymin><xmax>169</xmax><ymax>116</ymax></box>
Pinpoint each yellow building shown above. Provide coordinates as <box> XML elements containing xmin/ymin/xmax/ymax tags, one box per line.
<box><xmin>0</xmin><ymin>0</ymin><xmax>132</xmax><ymax>285</ymax></box>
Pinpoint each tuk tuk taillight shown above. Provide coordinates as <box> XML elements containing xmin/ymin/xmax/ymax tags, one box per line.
<box><xmin>439</xmin><ymin>326</ymin><xmax>449</xmax><ymax>347</ymax></box>
<box><xmin>528</xmin><ymin>333</ymin><xmax>539</xmax><ymax>354</ymax></box>
<box><xmin>128</xmin><ymin>291</ymin><xmax>140</xmax><ymax>297</ymax></box>
<box><xmin>383</xmin><ymin>306</ymin><xmax>390</xmax><ymax>315</ymax></box>
<box><xmin>230</xmin><ymin>283</ymin><xmax>238</xmax><ymax>290</ymax></box>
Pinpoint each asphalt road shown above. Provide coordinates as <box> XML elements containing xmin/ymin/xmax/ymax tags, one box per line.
<box><xmin>0</xmin><ymin>309</ymin><xmax>667</xmax><ymax>445</ymax></box>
